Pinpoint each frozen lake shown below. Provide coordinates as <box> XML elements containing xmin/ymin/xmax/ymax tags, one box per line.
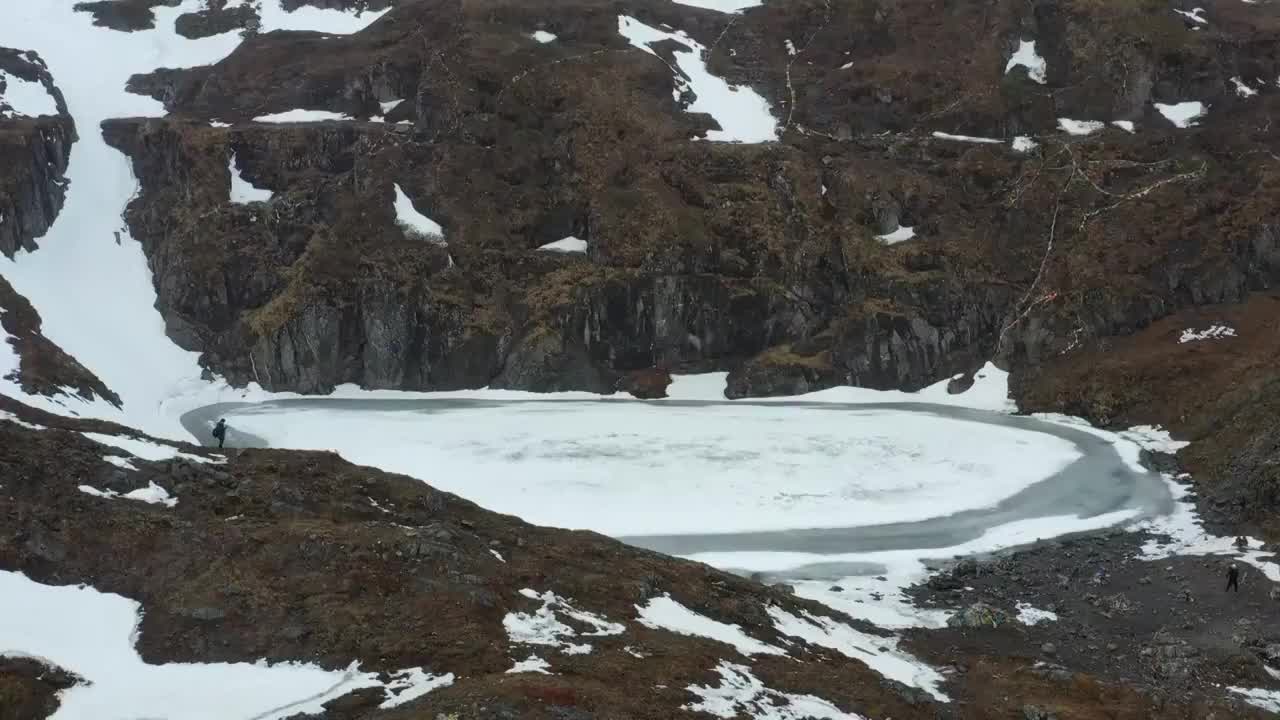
<box><xmin>182</xmin><ymin>398</ymin><xmax>1172</xmax><ymax>566</ymax></box>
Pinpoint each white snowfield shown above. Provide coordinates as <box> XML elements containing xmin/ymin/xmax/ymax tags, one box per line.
<box><xmin>618</xmin><ymin>15</ymin><xmax>778</xmax><ymax>143</ymax></box>
<box><xmin>0</xmin><ymin>69</ymin><xmax>59</xmax><ymax>118</ymax></box>
<box><xmin>0</xmin><ymin>571</ymin><xmax>453</xmax><ymax>719</ymax></box>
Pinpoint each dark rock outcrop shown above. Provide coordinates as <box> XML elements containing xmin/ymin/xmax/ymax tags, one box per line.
<box><xmin>0</xmin><ymin>657</ymin><xmax>79</xmax><ymax>720</ymax></box>
<box><xmin>0</xmin><ymin>48</ymin><xmax>75</xmax><ymax>258</ymax></box>
<box><xmin>96</xmin><ymin>0</ymin><xmax>1280</xmax><ymax>398</ymax></box>
<box><xmin>617</xmin><ymin>367</ymin><xmax>673</xmax><ymax>399</ymax></box>
<box><xmin>0</xmin><ymin>277</ymin><xmax>120</xmax><ymax>406</ymax></box>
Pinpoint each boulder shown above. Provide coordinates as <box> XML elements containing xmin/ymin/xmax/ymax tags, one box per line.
<box><xmin>946</xmin><ymin>603</ymin><xmax>1012</xmax><ymax>629</ymax></box>
<box><xmin>617</xmin><ymin>368</ymin><xmax>673</xmax><ymax>399</ymax></box>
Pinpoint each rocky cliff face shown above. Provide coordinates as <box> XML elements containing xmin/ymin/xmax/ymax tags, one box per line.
<box><xmin>89</xmin><ymin>0</ymin><xmax>1280</xmax><ymax>397</ymax></box>
<box><xmin>0</xmin><ymin>48</ymin><xmax>75</xmax><ymax>258</ymax></box>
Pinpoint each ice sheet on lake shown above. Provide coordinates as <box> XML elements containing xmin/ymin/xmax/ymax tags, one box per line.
<box><xmin>221</xmin><ymin>398</ymin><xmax>1080</xmax><ymax>536</ymax></box>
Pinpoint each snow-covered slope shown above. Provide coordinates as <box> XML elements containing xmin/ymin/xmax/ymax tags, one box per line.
<box><xmin>0</xmin><ymin>2</ymin><xmax>399</xmax><ymax>439</ymax></box>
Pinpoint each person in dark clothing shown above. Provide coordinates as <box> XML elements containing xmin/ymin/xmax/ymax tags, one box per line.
<box><xmin>1227</xmin><ymin>563</ymin><xmax>1240</xmax><ymax>592</ymax></box>
<box><xmin>212</xmin><ymin>418</ymin><xmax>227</xmax><ymax>449</ymax></box>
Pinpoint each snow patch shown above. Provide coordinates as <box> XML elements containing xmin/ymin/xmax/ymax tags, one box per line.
<box><xmin>636</xmin><ymin>595</ymin><xmax>783</xmax><ymax>656</ymax></box>
<box><xmin>82</xmin><ymin>432</ymin><xmax>220</xmax><ymax>464</ymax></box>
<box><xmin>1154</xmin><ymin>101</ymin><xmax>1206</xmax><ymax>128</ymax></box>
<box><xmin>228</xmin><ymin>153</ymin><xmax>272</xmax><ymax>204</ymax></box>
<box><xmin>532</xmin><ymin>30</ymin><xmax>558</xmax><ymax>43</ymax></box>
<box><xmin>785</xmin><ymin>39</ymin><xmax>797</xmax><ymax>56</ymax></box>
<box><xmin>1004</xmin><ymin>40</ymin><xmax>1046</xmax><ymax>84</ymax></box>
<box><xmin>0</xmin><ymin>409</ymin><xmax>44</xmax><ymax>431</ymax></box>
<box><xmin>393</xmin><ymin>183</ymin><xmax>445</xmax><ymax>242</ymax></box>
<box><xmin>490</xmin><ymin>549</ymin><xmax>506</xmax><ymax>563</ymax></box>
<box><xmin>0</xmin><ymin>570</ymin><xmax>407</xmax><ymax>718</ymax></box>
<box><xmin>685</xmin><ymin>662</ymin><xmax>865</xmax><ymax>719</ymax></box>
<box><xmin>1015</xmin><ymin>602</ymin><xmax>1058</xmax><ymax>625</ymax></box>
<box><xmin>537</xmin><ymin>236</ymin><xmax>588</xmax><ymax>253</ymax></box>
<box><xmin>504</xmin><ymin>589</ymin><xmax>623</xmax><ymax>655</ymax></box>
<box><xmin>253</xmin><ymin>109</ymin><xmax>352</xmax><ymax>123</ymax></box>
<box><xmin>1231</xmin><ymin>77</ymin><xmax>1258</xmax><ymax>98</ymax></box>
<box><xmin>255</xmin><ymin>0</ymin><xmax>391</xmax><ymax>34</ymax></box>
<box><xmin>378</xmin><ymin>667</ymin><xmax>454</xmax><ymax>709</ymax></box>
<box><xmin>1012</xmin><ymin>136</ymin><xmax>1038</xmax><ymax>152</ymax></box>
<box><xmin>932</xmin><ymin>131</ymin><xmax>1002</xmax><ymax>144</ymax></box>
<box><xmin>876</xmin><ymin>225</ymin><xmax>916</xmax><ymax>244</ymax></box>
<box><xmin>1230</xmin><ymin>686</ymin><xmax>1280</xmax><ymax>714</ymax></box>
<box><xmin>670</xmin><ymin>0</ymin><xmax>763</xmax><ymax>13</ymax></box>
<box><xmin>79</xmin><ymin>481</ymin><xmax>178</xmax><ymax>507</ymax></box>
<box><xmin>0</xmin><ymin>70</ymin><xmax>58</xmax><ymax>118</ymax></box>
<box><xmin>768</xmin><ymin>607</ymin><xmax>947</xmax><ymax>701</ymax></box>
<box><xmin>506</xmin><ymin>655</ymin><xmax>552</xmax><ymax>674</ymax></box>
<box><xmin>1173</xmin><ymin>7</ymin><xmax>1208</xmax><ymax>24</ymax></box>
<box><xmin>617</xmin><ymin>15</ymin><xmax>778</xmax><ymax>143</ymax></box>
<box><xmin>1057</xmin><ymin>118</ymin><xmax>1105</xmax><ymax>136</ymax></box>
<box><xmin>1111</xmin><ymin>120</ymin><xmax>1136</xmax><ymax>132</ymax></box>
<box><xmin>1179</xmin><ymin>324</ymin><xmax>1235</xmax><ymax>343</ymax></box>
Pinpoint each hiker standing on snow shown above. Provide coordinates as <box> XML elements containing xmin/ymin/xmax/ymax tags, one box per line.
<box><xmin>1226</xmin><ymin>563</ymin><xmax>1241</xmax><ymax>593</ymax></box>
<box><xmin>212</xmin><ymin>418</ymin><xmax>228</xmax><ymax>449</ymax></box>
